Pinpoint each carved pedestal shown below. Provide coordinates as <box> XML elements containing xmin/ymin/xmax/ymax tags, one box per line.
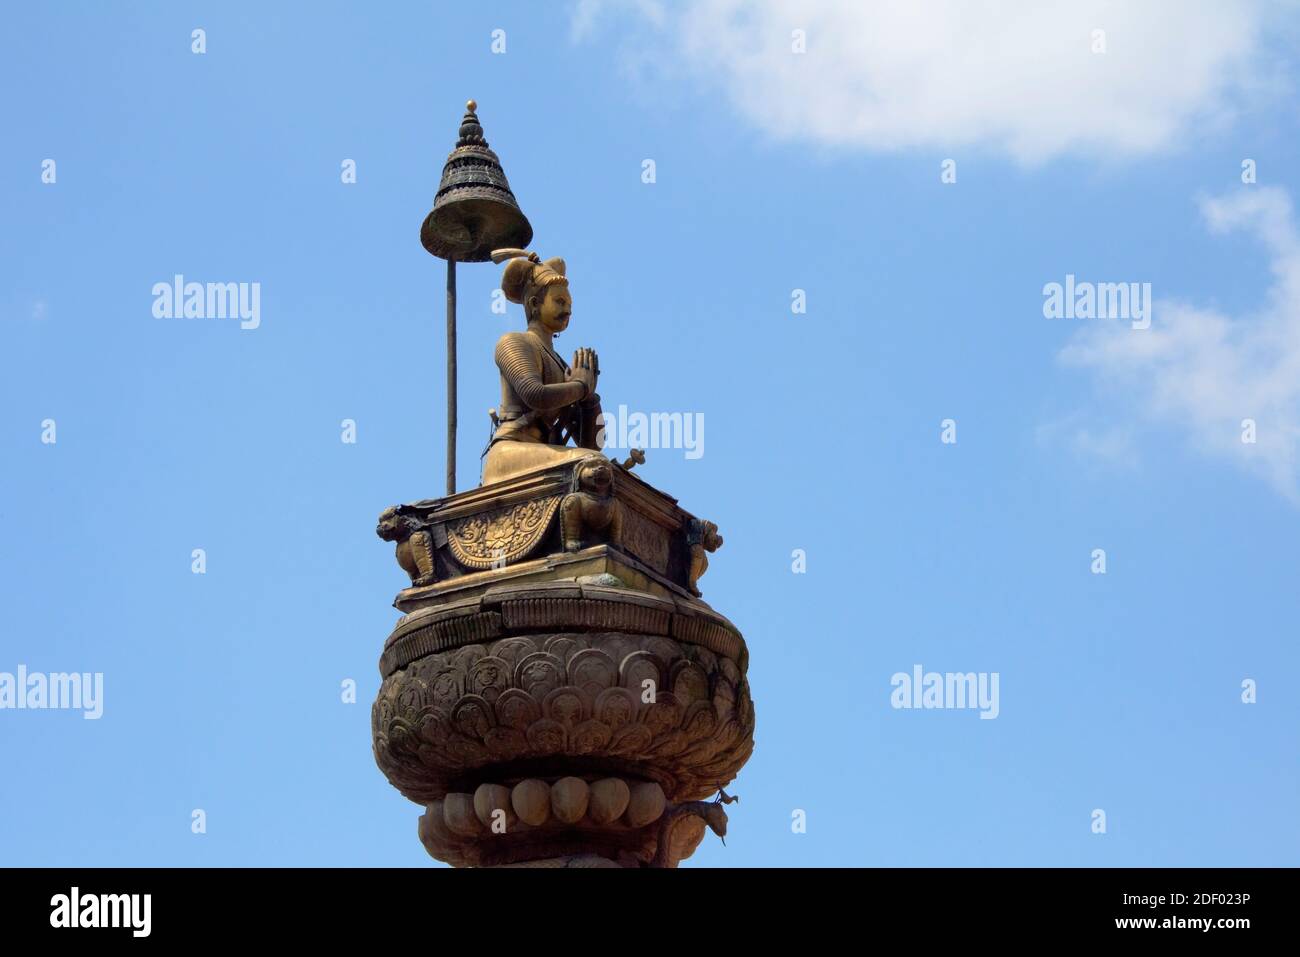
<box><xmin>371</xmin><ymin>459</ymin><xmax>754</xmax><ymax>867</ymax></box>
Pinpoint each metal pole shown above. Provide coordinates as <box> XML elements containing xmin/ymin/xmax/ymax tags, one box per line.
<box><xmin>446</xmin><ymin>258</ymin><xmax>457</xmax><ymax>496</ymax></box>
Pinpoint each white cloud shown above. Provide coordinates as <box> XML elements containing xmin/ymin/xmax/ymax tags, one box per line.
<box><xmin>571</xmin><ymin>0</ymin><xmax>665</xmax><ymax>41</ymax></box>
<box><xmin>1036</xmin><ymin>415</ymin><xmax>1139</xmax><ymax>471</ymax></box>
<box><xmin>1060</xmin><ymin>187</ymin><xmax>1300</xmax><ymax>500</ymax></box>
<box><xmin>574</xmin><ymin>0</ymin><xmax>1280</xmax><ymax>164</ymax></box>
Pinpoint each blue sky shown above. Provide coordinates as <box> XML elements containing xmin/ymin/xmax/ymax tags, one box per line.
<box><xmin>1</xmin><ymin>1</ymin><xmax>1298</xmax><ymax>866</ymax></box>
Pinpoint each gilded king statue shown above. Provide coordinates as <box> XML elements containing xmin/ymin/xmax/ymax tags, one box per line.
<box><xmin>482</xmin><ymin>249</ymin><xmax>607</xmax><ymax>485</ymax></box>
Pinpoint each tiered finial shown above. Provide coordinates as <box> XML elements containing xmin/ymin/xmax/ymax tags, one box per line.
<box><xmin>420</xmin><ymin>98</ymin><xmax>532</xmax><ymax>262</ymax></box>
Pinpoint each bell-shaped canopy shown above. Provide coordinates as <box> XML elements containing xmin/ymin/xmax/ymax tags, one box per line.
<box><xmin>420</xmin><ymin>100</ymin><xmax>532</xmax><ymax>262</ymax></box>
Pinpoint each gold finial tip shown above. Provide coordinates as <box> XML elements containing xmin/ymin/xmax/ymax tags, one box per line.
<box><xmin>466</xmin><ymin>99</ymin><xmax>477</xmax><ymax>112</ymax></box>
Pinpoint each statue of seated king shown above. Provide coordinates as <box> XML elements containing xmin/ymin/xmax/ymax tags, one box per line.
<box><xmin>481</xmin><ymin>248</ymin><xmax>608</xmax><ymax>485</ymax></box>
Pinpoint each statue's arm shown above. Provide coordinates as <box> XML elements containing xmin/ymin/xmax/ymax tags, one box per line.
<box><xmin>577</xmin><ymin>392</ymin><xmax>603</xmax><ymax>449</ymax></box>
<box><xmin>495</xmin><ymin>335</ymin><xmax>587</xmax><ymax>412</ymax></box>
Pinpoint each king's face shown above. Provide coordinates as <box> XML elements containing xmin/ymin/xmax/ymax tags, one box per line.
<box><xmin>538</xmin><ymin>285</ymin><xmax>572</xmax><ymax>334</ymax></box>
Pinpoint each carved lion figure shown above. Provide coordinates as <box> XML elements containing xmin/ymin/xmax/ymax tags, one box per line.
<box><xmin>687</xmin><ymin>519</ymin><xmax>723</xmax><ymax>597</ymax></box>
<box><xmin>560</xmin><ymin>458</ymin><xmax>623</xmax><ymax>552</ymax></box>
<box><xmin>377</xmin><ymin>505</ymin><xmax>437</xmax><ymax>586</ymax></box>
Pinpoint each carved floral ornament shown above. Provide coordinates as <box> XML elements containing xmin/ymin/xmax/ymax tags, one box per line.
<box><xmin>372</xmin><ymin>629</ymin><xmax>755</xmax><ymax>806</ymax></box>
<box><xmin>446</xmin><ymin>496</ymin><xmax>563</xmax><ymax>569</ymax></box>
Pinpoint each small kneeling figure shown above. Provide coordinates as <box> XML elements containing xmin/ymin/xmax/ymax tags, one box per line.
<box><xmin>561</xmin><ymin>458</ymin><xmax>623</xmax><ymax>552</ymax></box>
<box><xmin>687</xmin><ymin>519</ymin><xmax>724</xmax><ymax>597</ymax></box>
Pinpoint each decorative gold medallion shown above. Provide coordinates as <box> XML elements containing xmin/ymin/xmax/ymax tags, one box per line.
<box><xmin>446</xmin><ymin>496</ymin><xmax>563</xmax><ymax>569</ymax></box>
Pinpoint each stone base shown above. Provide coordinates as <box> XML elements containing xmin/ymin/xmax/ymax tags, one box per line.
<box><xmin>416</xmin><ymin>774</ymin><xmax>711</xmax><ymax>868</ymax></box>
<box><xmin>373</xmin><ymin>463</ymin><xmax>753</xmax><ymax>867</ymax></box>
<box><xmin>392</xmin><ymin>544</ymin><xmax>697</xmax><ymax>614</ymax></box>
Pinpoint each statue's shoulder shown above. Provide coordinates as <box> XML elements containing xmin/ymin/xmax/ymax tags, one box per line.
<box><xmin>495</xmin><ymin>330</ymin><xmax>539</xmax><ymax>358</ymax></box>
<box><xmin>495</xmin><ymin>330</ymin><xmax>533</xmax><ymax>348</ymax></box>
<box><xmin>494</xmin><ymin>330</ymin><xmax>541</xmax><ymax>371</ymax></box>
